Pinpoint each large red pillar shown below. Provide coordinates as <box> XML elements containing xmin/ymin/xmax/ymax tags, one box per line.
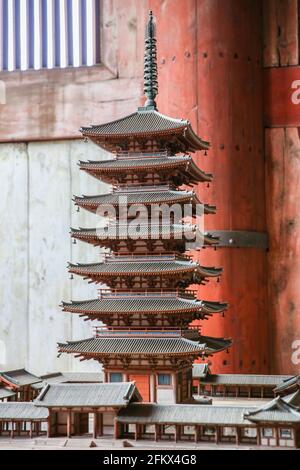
<box><xmin>263</xmin><ymin>0</ymin><xmax>300</xmax><ymax>374</ymax></box>
<box><xmin>149</xmin><ymin>0</ymin><xmax>269</xmax><ymax>373</ymax></box>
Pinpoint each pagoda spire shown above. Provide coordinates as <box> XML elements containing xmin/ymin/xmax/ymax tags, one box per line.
<box><xmin>143</xmin><ymin>10</ymin><xmax>158</xmax><ymax>109</ymax></box>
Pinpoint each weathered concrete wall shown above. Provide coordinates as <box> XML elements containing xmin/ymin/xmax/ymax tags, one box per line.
<box><xmin>0</xmin><ymin>139</ymin><xmax>109</xmax><ymax>375</ymax></box>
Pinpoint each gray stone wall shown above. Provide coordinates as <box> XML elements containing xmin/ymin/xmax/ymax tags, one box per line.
<box><xmin>0</xmin><ymin>139</ymin><xmax>109</xmax><ymax>375</ymax></box>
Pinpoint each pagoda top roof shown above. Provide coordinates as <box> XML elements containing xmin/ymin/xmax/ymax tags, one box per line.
<box><xmin>62</xmin><ymin>296</ymin><xmax>227</xmax><ymax>315</ymax></box>
<box><xmin>58</xmin><ymin>334</ymin><xmax>231</xmax><ymax>357</ymax></box>
<box><xmin>80</xmin><ymin>12</ymin><xmax>209</xmax><ymax>154</ymax></box>
<box><xmin>80</xmin><ymin>109</ymin><xmax>209</xmax><ymax>153</ymax></box>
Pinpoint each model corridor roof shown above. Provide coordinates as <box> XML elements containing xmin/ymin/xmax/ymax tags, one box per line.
<box><xmin>35</xmin><ymin>382</ymin><xmax>141</xmax><ymax>408</ymax></box>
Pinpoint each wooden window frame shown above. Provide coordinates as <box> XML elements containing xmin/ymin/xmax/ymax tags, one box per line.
<box><xmin>157</xmin><ymin>373</ymin><xmax>172</xmax><ymax>387</ymax></box>
<box><xmin>0</xmin><ymin>0</ymin><xmax>144</xmax><ymax>142</ymax></box>
<box><xmin>109</xmin><ymin>372</ymin><xmax>123</xmax><ymax>383</ymax></box>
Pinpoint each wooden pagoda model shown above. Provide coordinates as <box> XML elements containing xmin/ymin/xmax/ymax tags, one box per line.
<box><xmin>59</xmin><ymin>11</ymin><xmax>231</xmax><ymax>403</ymax></box>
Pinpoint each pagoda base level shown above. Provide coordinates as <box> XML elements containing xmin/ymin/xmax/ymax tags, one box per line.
<box><xmin>103</xmin><ymin>366</ymin><xmax>193</xmax><ymax>404</ymax></box>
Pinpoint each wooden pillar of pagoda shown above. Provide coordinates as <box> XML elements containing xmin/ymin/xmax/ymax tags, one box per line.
<box><xmin>149</xmin><ymin>0</ymin><xmax>269</xmax><ymax>373</ymax></box>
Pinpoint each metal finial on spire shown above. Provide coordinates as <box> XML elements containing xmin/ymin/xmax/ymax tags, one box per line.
<box><xmin>144</xmin><ymin>10</ymin><xmax>158</xmax><ymax>109</ymax></box>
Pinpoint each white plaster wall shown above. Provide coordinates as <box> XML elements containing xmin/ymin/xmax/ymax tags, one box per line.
<box><xmin>0</xmin><ymin>139</ymin><xmax>110</xmax><ymax>375</ymax></box>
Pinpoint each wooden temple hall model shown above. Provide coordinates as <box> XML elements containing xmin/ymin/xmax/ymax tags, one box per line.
<box><xmin>59</xmin><ymin>11</ymin><xmax>231</xmax><ymax>404</ymax></box>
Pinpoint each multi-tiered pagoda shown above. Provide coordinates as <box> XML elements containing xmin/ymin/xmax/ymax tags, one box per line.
<box><xmin>59</xmin><ymin>11</ymin><xmax>231</xmax><ymax>403</ymax></box>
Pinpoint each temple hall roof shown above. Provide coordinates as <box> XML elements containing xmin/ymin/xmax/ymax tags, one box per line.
<box><xmin>35</xmin><ymin>382</ymin><xmax>141</xmax><ymax>408</ymax></box>
<box><xmin>0</xmin><ymin>369</ymin><xmax>42</xmax><ymax>388</ymax></box>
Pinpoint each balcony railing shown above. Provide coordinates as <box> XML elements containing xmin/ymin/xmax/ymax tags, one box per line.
<box><xmin>103</xmin><ymin>252</ymin><xmax>192</xmax><ymax>262</ymax></box>
<box><xmin>115</xmin><ymin>150</ymin><xmax>171</xmax><ymax>160</ymax></box>
<box><xmin>97</xmin><ymin>288</ymin><xmax>197</xmax><ymax>299</ymax></box>
<box><xmin>93</xmin><ymin>325</ymin><xmax>201</xmax><ymax>338</ymax></box>
<box><xmin>114</xmin><ymin>184</ymin><xmax>173</xmax><ymax>193</ymax></box>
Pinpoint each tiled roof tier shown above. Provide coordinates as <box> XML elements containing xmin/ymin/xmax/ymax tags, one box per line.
<box><xmin>118</xmin><ymin>399</ymin><xmax>300</xmax><ymax>426</ymax></box>
<box><xmin>244</xmin><ymin>397</ymin><xmax>300</xmax><ymax>423</ymax></box>
<box><xmin>0</xmin><ymin>369</ymin><xmax>42</xmax><ymax>387</ymax></box>
<box><xmin>62</xmin><ymin>296</ymin><xmax>227</xmax><ymax>316</ymax></box>
<box><xmin>283</xmin><ymin>390</ymin><xmax>300</xmax><ymax>409</ymax></box>
<box><xmin>35</xmin><ymin>382</ymin><xmax>141</xmax><ymax>408</ymax></box>
<box><xmin>274</xmin><ymin>375</ymin><xmax>300</xmax><ymax>394</ymax></box>
<box><xmin>68</xmin><ymin>258</ymin><xmax>222</xmax><ymax>284</ymax></box>
<box><xmin>200</xmin><ymin>374</ymin><xmax>293</xmax><ymax>386</ymax></box>
<box><xmin>70</xmin><ymin>225</ymin><xmax>219</xmax><ymax>247</ymax></box>
<box><xmin>0</xmin><ymin>402</ymin><xmax>49</xmax><ymax>420</ymax></box>
<box><xmin>0</xmin><ymin>387</ymin><xmax>16</xmax><ymax>400</ymax></box>
<box><xmin>80</xmin><ymin>109</ymin><xmax>209</xmax><ymax>153</ymax></box>
<box><xmin>117</xmin><ymin>403</ymin><xmax>253</xmax><ymax>426</ymax></box>
<box><xmin>57</xmin><ymin>334</ymin><xmax>231</xmax><ymax>358</ymax></box>
<box><xmin>79</xmin><ymin>155</ymin><xmax>212</xmax><ymax>184</ymax></box>
<box><xmin>74</xmin><ymin>189</ymin><xmax>216</xmax><ymax>215</ymax></box>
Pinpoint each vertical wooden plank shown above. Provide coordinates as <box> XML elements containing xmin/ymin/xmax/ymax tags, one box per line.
<box><xmin>28</xmin><ymin>140</ymin><xmax>72</xmax><ymax>373</ymax></box>
<box><xmin>265</xmin><ymin>128</ymin><xmax>300</xmax><ymax>374</ymax></box>
<box><xmin>264</xmin><ymin>1</ymin><xmax>300</xmax><ymax>374</ymax></box>
<box><xmin>0</xmin><ymin>143</ymin><xmax>28</xmax><ymax>369</ymax></box>
<box><xmin>263</xmin><ymin>0</ymin><xmax>299</xmax><ymax>67</ymax></box>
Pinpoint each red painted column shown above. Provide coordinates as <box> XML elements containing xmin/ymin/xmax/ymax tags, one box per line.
<box><xmin>263</xmin><ymin>0</ymin><xmax>300</xmax><ymax>374</ymax></box>
<box><xmin>149</xmin><ymin>0</ymin><xmax>269</xmax><ymax>373</ymax></box>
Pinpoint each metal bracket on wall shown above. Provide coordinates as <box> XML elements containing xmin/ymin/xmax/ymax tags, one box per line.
<box><xmin>209</xmin><ymin>231</ymin><xmax>268</xmax><ymax>249</ymax></box>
